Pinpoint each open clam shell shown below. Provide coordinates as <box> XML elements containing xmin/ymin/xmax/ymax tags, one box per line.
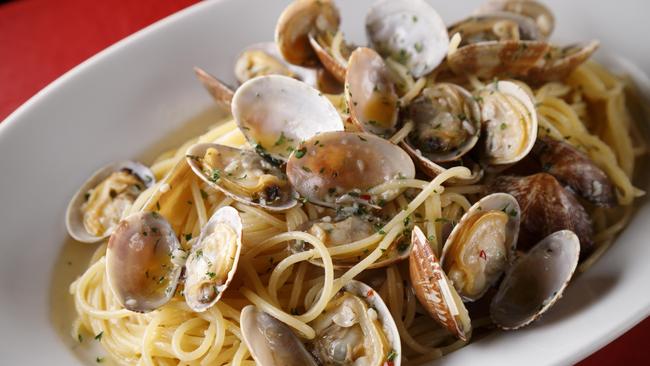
<box><xmin>193</xmin><ymin>67</ymin><xmax>235</xmax><ymax>106</ymax></box>
<box><xmin>526</xmin><ymin>40</ymin><xmax>600</xmax><ymax>83</ymax></box>
<box><xmin>404</xmin><ymin>83</ymin><xmax>481</xmax><ymax>163</ymax></box>
<box><xmin>184</xmin><ymin>206</ymin><xmax>242</xmax><ymax>312</ymax></box>
<box><xmin>448</xmin><ymin>12</ymin><xmax>543</xmax><ymax>45</ymax></box>
<box><xmin>232</xmin><ymin>75</ymin><xmax>343</xmax><ymax>162</ymax></box>
<box><xmin>186</xmin><ymin>143</ymin><xmax>296</xmax><ymax>211</ymax></box>
<box><xmin>345</xmin><ymin>47</ymin><xmax>400</xmax><ymax>137</ymax></box>
<box><xmin>478</xmin><ymin>80</ymin><xmax>538</xmax><ymax>165</ymax></box>
<box><xmin>475</xmin><ymin>0</ymin><xmax>555</xmax><ymax>39</ymax></box>
<box><xmin>286</xmin><ymin>131</ymin><xmax>415</xmax><ymax>208</ymax></box>
<box><xmin>409</xmin><ymin>226</ymin><xmax>472</xmax><ymax>341</ymax></box>
<box><xmin>66</xmin><ymin>160</ymin><xmax>155</xmax><ymax>243</ymax></box>
<box><xmin>240</xmin><ymin>305</ymin><xmax>318</xmax><ymax>366</ymax></box>
<box><xmin>308</xmin><ymin>32</ymin><xmax>350</xmax><ymax>84</ymax></box>
<box><xmin>366</xmin><ymin>0</ymin><xmax>449</xmax><ymax>78</ymax></box>
<box><xmin>490</xmin><ymin>230</ymin><xmax>580</xmax><ymax>330</ymax></box>
<box><xmin>275</xmin><ymin>0</ymin><xmax>340</xmax><ymax>67</ymax></box>
<box><xmin>448</xmin><ymin>40</ymin><xmax>549</xmax><ymax>80</ymax></box>
<box><xmin>292</xmin><ymin>216</ymin><xmax>412</xmax><ymax>270</ymax></box>
<box><xmin>234</xmin><ymin>42</ymin><xmax>319</xmax><ymax>87</ymax></box>
<box><xmin>105</xmin><ymin>211</ymin><xmax>184</xmax><ymax>313</ymax></box>
<box><xmin>310</xmin><ymin>280</ymin><xmax>402</xmax><ymax>366</ymax></box>
<box><xmin>441</xmin><ymin>193</ymin><xmax>521</xmax><ymax>302</ymax></box>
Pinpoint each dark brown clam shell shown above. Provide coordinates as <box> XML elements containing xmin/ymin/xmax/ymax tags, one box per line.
<box><xmin>487</xmin><ymin>173</ymin><xmax>594</xmax><ymax>254</ymax></box>
<box><xmin>532</xmin><ymin>136</ymin><xmax>616</xmax><ymax>207</ymax></box>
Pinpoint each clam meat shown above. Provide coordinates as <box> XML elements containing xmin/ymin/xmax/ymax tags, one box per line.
<box><xmin>441</xmin><ymin>193</ymin><xmax>521</xmax><ymax>301</ymax></box>
<box><xmin>184</xmin><ymin>206</ymin><xmax>242</xmax><ymax>312</ymax></box>
<box><xmin>186</xmin><ymin>143</ymin><xmax>296</xmax><ymax>211</ymax></box>
<box><xmin>66</xmin><ymin>161</ymin><xmax>155</xmax><ymax>243</ymax></box>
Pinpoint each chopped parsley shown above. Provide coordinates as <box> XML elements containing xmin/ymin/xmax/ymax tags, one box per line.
<box><xmin>294</xmin><ymin>147</ymin><xmax>307</xmax><ymax>159</ymax></box>
<box><xmin>274</xmin><ymin>132</ymin><xmax>287</xmax><ymax>146</ymax></box>
<box><xmin>94</xmin><ymin>331</ymin><xmax>103</xmax><ymax>341</ymax></box>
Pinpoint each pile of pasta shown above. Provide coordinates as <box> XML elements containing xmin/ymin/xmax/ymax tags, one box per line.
<box><xmin>70</xmin><ymin>60</ymin><xmax>645</xmax><ymax>366</ymax></box>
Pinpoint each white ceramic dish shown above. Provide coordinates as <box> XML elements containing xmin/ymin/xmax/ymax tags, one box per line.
<box><xmin>1</xmin><ymin>0</ymin><xmax>649</xmax><ymax>364</ymax></box>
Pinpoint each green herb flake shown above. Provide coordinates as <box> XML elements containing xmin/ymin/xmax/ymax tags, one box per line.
<box><xmin>294</xmin><ymin>147</ymin><xmax>307</xmax><ymax>159</ymax></box>
<box><xmin>274</xmin><ymin>132</ymin><xmax>287</xmax><ymax>146</ymax></box>
<box><xmin>387</xmin><ymin>349</ymin><xmax>398</xmax><ymax>361</ymax></box>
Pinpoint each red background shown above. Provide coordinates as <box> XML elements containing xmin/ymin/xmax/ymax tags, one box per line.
<box><xmin>1</xmin><ymin>0</ymin><xmax>648</xmax><ymax>364</ymax></box>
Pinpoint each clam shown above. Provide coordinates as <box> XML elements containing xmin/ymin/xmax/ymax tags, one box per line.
<box><xmin>475</xmin><ymin>0</ymin><xmax>555</xmax><ymax>39</ymax></box>
<box><xmin>231</xmin><ymin>75</ymin><xmax>343</xmax><ymax>162</ymax></box>
<box><xmin>409</xmin><ymin>226</ymin><xmax>472</xmax><ymax>341</ymax></box>
<box><xmin>345</xmin><ymin>47</ymin><xmax>400</xmax><ymax>136</ymax></box>
<box><xmin>291</xmin><ymin>216</ymin><xmax>412</xmax><ymax>269</ymax></box>
<box><xmin>286</xmin><ymin>131</ymin><xmax>415</xmax><ymax>208</ymax></box>
<box><xmin>491</xmin><ymin>230</ymin><xmax>580</xmax><ymax>329</ymax></box>
<box><xmin>184</xmin><ymin>206</ymin><xmax>242</xmax><ymax>312</ymax></box>
<box><xmin>488</xmin><ymin>173</ymin><xmax>595</xmax><ymax>253</ymax></box>
<box><xmin>525</xmin><ymin>40</ymin><xmax>600</xmax><ymax>83</ymax></box>
<box><xmin>65</xmin><ymin>161</ymin><xmax>155</xmax><ymax>243</ymax></box>
<box><xmin>309</xmin><ymin>280</ymin><xmax>402</xmax><ymax>366</ymax></box>
<box><xmin>240</xmin><ymin>280</ymin><xmax>402</xmax><ymax>366</ymax></box>
<box><xmin>477</xmin><ymin>80</ymin><xmax>538</xmax><ymax>165</ymax></box>
<box><xmin>447</xmin><ymin>40</ymin><xmax>549</xmax><ymax>80</ymax></box>
<box><xmin>366</xmin><ymin>0</ymin><xmax>449</xmax><ymax>78</ymax></box>
<box><xmin>193</xmin><ymin>67</ymin><xmax>235</xmax><ymax>106</ymax></box>
<box><xmin>234</xmin><ymin>42</ymin><xmax>319</xmax><ymax>87</ymax></box>
<box><xmin>240</xmin><ymin>305</ymin><xmax>318</xmax><ymax>366</ymax></box>
<box><xmin>105</xmin><ymin>211</ymin><xmax>184</xmax><ymax>312</ymax></box>
<box><xmin>441</xmin><ymin>193</ymin><xmax>521</xmax><ymax>301</ymax></box>
<box><xmin>308</xmin><ymin>30</ymin><xmax>352</xmax><ymax>84</ymax></box>
<box><xmin>404</xmin><ymin>83</ymin><xmax>481</xmax><ymax>163</ymax></box>
<box><xmin>186</xmin><ymin>143</ymin><xmax>296</xmax><ymax>211</ymax></box>
<box><xmin>448</xmin><ymin>12</ymin><xmax>542</xmax><ymax>45</ymax></box>
<box><xmin>532</xmin><ymin>136</ymin><xmax>615</xmax><ymax>206</ymax></box>
<box><xmin>275</xmin><ymin>0</ymin><xmax>340</xmax><ymax>67</ymax></box>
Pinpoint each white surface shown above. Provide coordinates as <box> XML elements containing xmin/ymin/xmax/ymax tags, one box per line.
<box><xmin>0</xmin><ymin>0</ymin><xmax>649</xmax><ymax>365</ymax></box>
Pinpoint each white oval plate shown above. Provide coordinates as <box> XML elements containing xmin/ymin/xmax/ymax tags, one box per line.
<box><xmin>0</xmin><ymin>0</ymin><xmax>649</xmax><ymax>365</ymax></box>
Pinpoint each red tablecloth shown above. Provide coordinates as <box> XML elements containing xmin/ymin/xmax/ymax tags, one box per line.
<box><xmin>1</xmin><ymin>0</ymin><xmax>648</xmax><ymax>364</ymax></box>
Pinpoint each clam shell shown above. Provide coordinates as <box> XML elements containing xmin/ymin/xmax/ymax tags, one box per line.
<box><xmin>345</xmin><ymin>47</ymin><xmax>399</xmax><ymax>136</ymax></box>
<box><xmin>65</xmin><ymin>160</ymin><xmax>155</xmax><ymax>243</ymax></box>
<box><xmin>342</xmin><ymin>280</ymin><xmax>402</xmax><ymax>366</ymax></box>
<box><xmin>479</xmin><ymin>80</ymin><xmax>538</xmax><ymax>165</ymax></box>
<box><xmin>441</xmin><ymin>193</ymin><xmax>521</xmax><ymax>301</ymax></box>
<box><xmin>490</xmin><ymin>230</ymin><xmax>580</xmax><ymax>330</ymax></box>
<box><xmin>234</xmin><ymin>42</ymin><xmax>319</xmax><ymax>87</ymax></box>
<box><xmin>448</xmin><ymin>40</ymin><xmax>549</xmax><ymax>80</ymax></box>
<box><xmin>532</xmin><ymin>136</ymin><xmax>615</xmax><ymax>206</ymax></box>
<box><xmin>232</xmin><ymin>75</ymin><xmax>343</xmax><ymax>162</ymax></box>
<box><xmin>409</xmin><ymin>226</ymin><xmax>472</xmax><ymax>341</ymax></box>
<box><xmin>448</xmin><ymin>12</ymin><xmax>542</xmax><ymax>44</ymax></box>
<box><xmin>487</xmin><ymin>173</ymin><xmax>595</xmax><ymax>253</ymax></box>
<box><xmin>184</xmin><ymin>206</ymin><xmax>242</xmax><ymax>312</ymax></box>
<box><xmin>286</xmin><ymin>131</ymin><xmax>415</xmax><ymax>208</ymax></box>
<box><xmin>526</xmin><ymin>40</ymin><xmax>600</xmax><ymax>83</ymax></box>
<box><xmin>308</xmin><ymin>33</ymin><xmax>348</xmax><ymax>84</ymax></box>
<box><xmin>186</xmin><ymin>143</ymin><xmax>297</xmax><ymax>211</ymax></box>
<box><xmin>240</xmin><ymin>305</ymin><xmax>318</xmax><ymax>366</ymax></box>
<box><xmin>404</xmin><ymin>83</ymin><xmax>481</xmax><ymax>163</ymax></box>
<box><xmin>366</xmin><ymin>0</ymin><xmax>449</xmax><ymax>78</ymax></box>
<box><xmin>105</xmin><ymin>211</ymin><xmax>183</xmax><ymax>312</ymax></box>
<box><xmin>275</xmin><ymin>0</ymin><xmax>340</xmax><ymax>66</ymax></box>
<box><xmin>193</xmin><ymin>67</ymin><xmax>235</xmax><ymax>106</ymax></box>
<box><xmin>475</xmin><ymin>0</ymin><xmax>555</xmax><ymax>39</ymax></box>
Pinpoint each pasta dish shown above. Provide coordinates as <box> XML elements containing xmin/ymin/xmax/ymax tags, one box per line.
<box><xmin>65</xmin><ymin>0</ymin><xmax>647</xmax><ymax>365</ymax></box>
